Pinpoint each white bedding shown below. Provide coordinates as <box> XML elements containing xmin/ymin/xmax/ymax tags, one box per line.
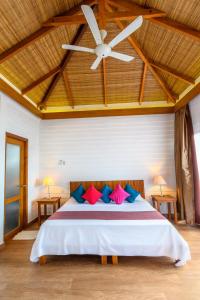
<box><xmin>30</xmin><ymin>196</ymin><xmax>191</xmax><ymax>266</ymax></box>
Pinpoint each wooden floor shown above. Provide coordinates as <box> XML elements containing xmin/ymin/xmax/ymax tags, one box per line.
<box><xmin>0</xmin><ymin>225</ymin><xmax>200</xmax><ymax>300</ymax></box>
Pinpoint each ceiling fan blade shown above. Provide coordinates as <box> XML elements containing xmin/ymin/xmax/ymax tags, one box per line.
<box><xmin>62</xmin><ymin>44</ymin><xmax>95</xmax><ymax>54</ymax></box>
<box><xmin>109</xmin><ymin>51</ymin><xmax>134</xmax><ymax>62</ymax></box>
<box><xmin>81</xmin><ymin>5</ymin><xmax>102</xmax><ymax>45</ymax></box>
<box><xmin>91</xmin><ymin>56</ymin><xmax>102</xmax><ymax>70</ymax></box>
<box><xmin>108</xmin><ymin>16</ymin><xmax>143</xmax><ymax>48</ymax></box>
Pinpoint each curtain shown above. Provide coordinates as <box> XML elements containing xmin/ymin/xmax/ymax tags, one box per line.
<box><xmin>175</xmin><ymin>105</ymin><xmax>195</xmax><ymax>224</ymax></box>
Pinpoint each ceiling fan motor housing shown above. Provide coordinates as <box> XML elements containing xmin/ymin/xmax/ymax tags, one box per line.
<box><xmin>95</xmin><ymin>44</ymin><xmax>111</xmax><ymax>58</ymax></box>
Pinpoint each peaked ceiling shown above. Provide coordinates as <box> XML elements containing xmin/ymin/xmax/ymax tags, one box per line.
<box><xmin>0</xmin><ymin>0</ymin><xmax>200</xmax><ymax>119</ymax></box>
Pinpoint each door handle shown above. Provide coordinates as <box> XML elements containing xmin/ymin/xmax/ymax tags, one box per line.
<box><xmin>17</xmin><ymin>185</ymin><xmax>27</xmax><ymax>188</ymax></box>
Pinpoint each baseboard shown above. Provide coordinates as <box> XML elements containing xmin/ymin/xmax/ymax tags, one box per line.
<box><xmin>25</xmin><ymin>217</ymin><xmax>38</xmax><ymax>228</ymax></box>
<box><xmin>0</xmin><ymin>242</ymin><xmax>5</xmax><ymax>250</ymax></box>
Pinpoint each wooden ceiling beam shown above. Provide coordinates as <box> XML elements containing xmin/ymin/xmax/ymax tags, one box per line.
<box><xmin>0</xmin><ymin>0</ymin><xmax>95</xmax><ymax>64</ymax></box>
<box><xmin>0</xmin><ymin>79</ymin><xmax>42</xmax><ymax>118</ymax></box>
<box><xmin>150</xmin><ymin>61</ymin><xmax>195</xmax><ymax>85</ymax></box>
<box><xmin>44</xmin><ymin>9</ymin><xmax>166</xmax><ymax>27</ymax></box>
<box><xmin>139</xmin><ymin>63</ymin><xmax>147</xmax><ymax>104</ymax></box>
<box><xmin>21</xmin><ymin>66</ymin><xmax>61</xmax><ymax>95</ymax></box>
<box><xmin>114</xmin><ymin>19</ymin><xmax>177</xmax><ymax>103</ymax></box>
<box><xmin>42</xmin><ymin>106</ymin><xmax>174</xmax><ymax>119</ymax></box>
<box><xmin>102</xmin><ymin>59</ymin><xmax>108</xmax><ymax>106</ymax></box>
<box><xmin>174</xmin><ymin>83</ymin><xmax>200</xmax><ymax>112</ymax></box>
<box><xmin>108</xmin><ymin>0</ymin><xmax>166</xmax><ymax>18</ymax></box>
<box><xmin>98</xmin><ymin>0</ymin><xmax>106</xmax><ymax>29</ymax></box>
<box><xmin>63</xmin><ymin>71</ymin><xmax>74</xmax><ymax>109</ymax></box>
<box><xmin>38</xmin><ymin>25</ymin><xmax>86</xmax><ymax>108</ymax></box>
<box><xmin>109</xmin><ymin>0</ymin><xmax>200</xmax><ymax>42</ymax></box>
<box><xmin>150</xmin><ymin>17</ymin><xmax>200</xmax><ymax>43</ymax></box>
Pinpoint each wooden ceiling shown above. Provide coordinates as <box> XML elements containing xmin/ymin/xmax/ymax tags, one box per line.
<box><xmin>0</xmin><ymin>0</ymin><xmax>200</xmax><ymax>119</ymax></box>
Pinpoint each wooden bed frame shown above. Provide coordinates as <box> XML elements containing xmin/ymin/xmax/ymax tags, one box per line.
<box><xmin>39</xmin><ymin>179</ymin><xmax>145</xmax><ymax>266</ymax></box>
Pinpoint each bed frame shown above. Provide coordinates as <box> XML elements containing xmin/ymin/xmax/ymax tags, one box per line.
<box><xmin>39</xmin><ymin>179</ymin><xmax>145</xmax><ymax>266</ymax></box>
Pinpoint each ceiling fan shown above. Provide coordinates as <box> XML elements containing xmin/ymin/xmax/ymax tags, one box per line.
<box><xmin>62</xmin><ymin>5</ymin><xmax>143</xmax><ymax>70</ymax></box>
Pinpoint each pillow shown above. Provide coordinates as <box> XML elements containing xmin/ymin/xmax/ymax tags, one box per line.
<box><xmin>70</xmin><ymin>184</ymin><xmax>85</xmax><ymax>203</ymax></box>
<box><xmin>82</xmin><ymin>184</ymin><xmax>102</xmax><ymax>205</ymax></box>
<box><xmin>109</xmin><ymin>184</ymin><xmax>130</xmax><ymax>204</ymax></box>
<box><xmin>101</xmin><ymin>185</ymin><xmax>112</xmax><ymax>203</ymax></box>
<box><xmin>125</xmin><ymin>184</ymin><xmax>140</xmax><ymax>203</ymax></box>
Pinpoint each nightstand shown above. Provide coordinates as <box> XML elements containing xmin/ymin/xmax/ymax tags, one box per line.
<box><xmin>37</xmin><ymin>197</ymin><xmax>61</xmax><ymax>227</ymax></box>
<box><xmin>151</xmin><ymin>195</ymin><xmax>177</xmax><ymax>223</ymax></box>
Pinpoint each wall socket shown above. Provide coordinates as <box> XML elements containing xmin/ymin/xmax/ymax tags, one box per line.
<box><xmin>58</xmin><ymin>160</ymin><xmax>66</xmax><ymax>166</ymax></box>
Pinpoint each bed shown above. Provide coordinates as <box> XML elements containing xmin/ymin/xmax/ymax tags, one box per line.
<box><xmin>30</xmin><ymin>180</ymin><xmax>191</xmax><ymax>267</ymax></box>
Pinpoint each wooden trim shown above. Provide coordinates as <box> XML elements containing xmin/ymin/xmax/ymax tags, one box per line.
<box><xmin>0</xmin><ymin>79</ymin><xmax>42</xmax><ymax>118</ymax></box>
<box><xmin>6</xmin><ymin>132</ymin><xmax>28</xmax><ymax>142</ymax></box>
<box><xmin>39</xmin><ymin>25</ymin><xmax>86</xmax><ymax>108</ymax></box>
<box><xmin>42</xmin><ymin>106</ymin><xmax>174</xmax><ymax>119</ymax></box>
<box><xmin>63</xmin><ymin>72</ymin><xmax>74</xmax><ymax>109</ymax></box>
<box><xmin>139</xmin><ymin>63</ymin><xmax>147</xmax><ymax>104</ymax></box>
<box><xmin>150</xmin><ymin>17</ymin><xmax>200</xmax><ymax>43</ymax></box>
<box><xmin>174</xmin><ymin>83</ymin><xmax>200</xmax><ymax>112</ymax></box>
<box><xmin>0</xmin><ymin>0</ymin><xmax>95</xmax><ymax>64</ymax></box>
<box><xmin>21</xmin><ymin>66</ymin><xmax>61</xmax><ymax>95</ymax></box>
<box><xmin>150</xmin><ymin>61</ymin><xmax>195</xmax><ymax>85</ymax></box>
<box><xmin>108</xmin><ymin>0</ymin><xmax>166</xmax><ymax>19</ymax></box>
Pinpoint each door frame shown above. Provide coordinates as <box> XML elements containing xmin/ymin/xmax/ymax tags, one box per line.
<box><xmin>4</xmin><ymin>132</ymin><xmax>28</xmax><ymax>240</ymax></box>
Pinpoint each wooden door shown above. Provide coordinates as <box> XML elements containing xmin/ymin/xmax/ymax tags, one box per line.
<box><xmin>4</xmin><ymin>133</ymin><xmax>28</xmax><ymax>240</ymax></box>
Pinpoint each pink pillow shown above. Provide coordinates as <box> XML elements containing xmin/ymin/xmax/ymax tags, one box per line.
<box><xmin>110</xmin><ymin>184</ymin><xmax>130</xmax><ymax>204</ymax></box>
<box><xmin>82</xmin><ymin>184</ymin><xmax>102</xmax><ymax>205</ymax></box>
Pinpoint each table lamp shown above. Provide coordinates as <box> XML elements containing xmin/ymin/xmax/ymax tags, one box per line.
<box><xmin>43</xmin><ymin>176</ymin><xmax>54</xmax><ymax>198</ymax></box>
<box><xmin>153</xmin><ymin>175</ymin><xmax>166</xmax><ymax>197</ymax></box>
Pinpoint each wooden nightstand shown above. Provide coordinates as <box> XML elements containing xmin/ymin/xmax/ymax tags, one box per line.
<box><xmin>151</xmin><ymin>195</ymin><xmax>177</xmax><ymax>223</ymax></box>
<box><xmin>37</xmin><ymin>197</ymin><xmax>61</xmax><ymax>227</ymax></box>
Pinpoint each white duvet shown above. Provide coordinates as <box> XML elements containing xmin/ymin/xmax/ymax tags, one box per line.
<box><xmin>30</xmin><ymin>196</ymin><xmax>191</xmax><ymax>266</ymax></box>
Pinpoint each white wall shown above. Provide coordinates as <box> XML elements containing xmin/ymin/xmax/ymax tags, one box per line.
<box><xmin>39</xmin><ymin>114</ymin><xmax>176</xmax><ymax>200</ymax></box>
<box><xmin>189</xmin><ymin>94</ymin><xmax>200</xmax><ymax>134</ymax></box>
<box><xmin>0</xmin><ymin>93</ymin><xmax>40</xmax><ymax>244</ymax></box>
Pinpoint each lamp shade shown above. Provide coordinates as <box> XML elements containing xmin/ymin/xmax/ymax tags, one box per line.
<box><xmin>43</xmin><ymin>176</ymin><xmax>54</xmax><ymax>186</ymax></box>
<box><xmin>153</xmin><ymin>175</ymin><xmax>166</xmax><ymax>185</ymax></box>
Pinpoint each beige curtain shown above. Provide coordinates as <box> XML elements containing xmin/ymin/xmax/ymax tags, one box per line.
<box><xmin>175</xmin><ymin>105</ymin><xmax>195</xmax><ymax>224</ymax></box>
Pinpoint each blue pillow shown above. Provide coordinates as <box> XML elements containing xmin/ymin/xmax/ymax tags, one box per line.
<box><xmin>125</xmin><ymin>184</ymin><xmax>140</xmax><ymax>203</ymax></box>
<box><xmin>71</xmin><ymin>184</ymin><xmax>85</xmax><ymax>203</ymax></box>
<box><xmin>101</xmin><ymin>185</ymin><xmax>112</xmax><ymax>203</ymax></box>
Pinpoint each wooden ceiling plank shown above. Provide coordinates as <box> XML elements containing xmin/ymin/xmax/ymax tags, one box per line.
<box><xmin>150</xmin><ymin>61</ymin><xmax>195</xmax><ymax>85</ymax></box>
<box><xmin>63</xmin><ymin>71</ymin><xmax>74</xmax><ymax>109</ymax></box>
<box><xmin>174</xmin><ymin>83</ymin><xmax>200</xmax><ymax>112</ymax></box>
<box><xmin>114</xmin><ymin>19</ymin><xmax>177</xmax><ymax>103</ymax></box>
<box><xmin>38</xmin><ymin>25</ymin><xmax>86</xmax><ymax>108</ymax></box>
<box><xmin>150</xmin><ymin>17</ymin><xmax>200</xmax><ymax>43</ymax></box>
<box><xmin>108</xmin><ymin>0</ymin><xmax>166</xmax><ymax>18</ymax></box>
<box><xmin>21</xmin><ymin>66</ymin><xmax>61</xmax><ymax>95</ymax></box>
<box><xmin>0</xmin><ymin>0</ymin><xmax>95</xmax><ymax>64</ymax></box>
<box><xmin>0</xmin><ymin>79</ymin><xmax>42</xmax><ymax>118</ymax></box>
<box><xmin>139</xmin><ymin>63</ymin><xmax>147</xmax><ymax>104</ymax></box>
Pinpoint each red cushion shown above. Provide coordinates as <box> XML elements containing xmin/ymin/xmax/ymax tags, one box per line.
<box><xmin>82</xmin><ymin>184</ymin><xmax>102</xmax><ymax>205</ymax></box>
<box><xmin>109</xmin><ymin>184</ymin><xmax>130</xmax><ymax>204</ymax></box>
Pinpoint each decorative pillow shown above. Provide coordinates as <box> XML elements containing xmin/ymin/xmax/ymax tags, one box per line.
<box><xmin>109</xmin><ymin>184</ymin><xmax>130</xmax><ymax>204</ymax></box>
<box><xmin>82</xmin><ymin>184</ymin><xmax>102</xmax><ymax>205</ymax></box>
<box><xmin>101</xmin><ymin>185</ymin><xmax>112</xmax><ymax>203</ymax></box>
<box><xmin>71</xmin><ymin>184</ymin><xmax>85</xmax><ymax>203</ymax></box>
<box><xmin>125</xmin><ymin>184</ymin><xmax>140</xmax><ymax>203</ymax></box>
